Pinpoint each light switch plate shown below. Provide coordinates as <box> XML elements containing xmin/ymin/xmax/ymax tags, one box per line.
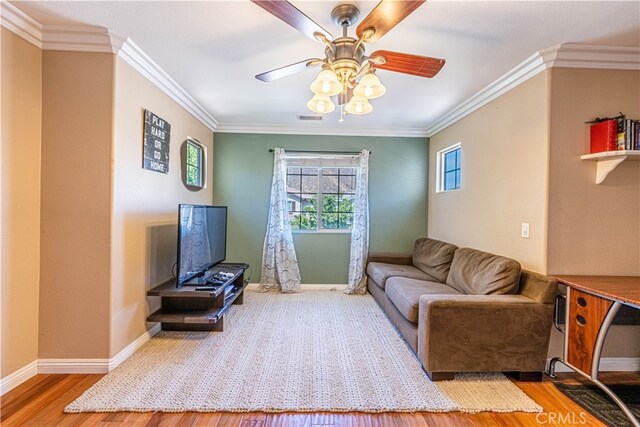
<box><xmin>521</xmin><ymin>223</ymin><xmax>530</xmax><ymax>238</ymax></box>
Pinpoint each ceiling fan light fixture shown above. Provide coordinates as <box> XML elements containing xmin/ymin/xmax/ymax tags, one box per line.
<box><xmin>344</xmin><ymin>95</ymin><xmax>372</xmax><ymax>115</ymax></box>
<box><xmin>307</xmin><ymin>94</ymin><xmax>335</xmax><ymax>114</ymax></box>
<box><xmin>354</xmin><ymin>71</ymin><xmax>386</xmax><ymax>99</ymax></box>
<box><xmin>310</xmin><ymin>69</ymin><xmax>342</xmax><ymax>96</ymax></box>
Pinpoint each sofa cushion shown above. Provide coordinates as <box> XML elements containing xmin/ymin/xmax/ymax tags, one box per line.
<box><xmin>386</xmin><ymin>277</ymin><xmax>462</xmax><ymax>324</ymax></box>
<box><xmin>412</xmin><ymin>238</ymin><xmax>458</xmax><ymax>283</ymax></box>
<box><xmin>446</xmin><ymin>248</ymin><xmax>521</xmax><ymax>295</ymax></box>
<box><xmin>366</xmin><ymin>262</ymin><xmax>437</xmax><ymax>289</ymax></box>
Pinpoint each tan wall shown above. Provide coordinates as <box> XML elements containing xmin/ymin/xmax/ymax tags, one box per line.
<box><xmin>1</xmin><ymin>29</ymin><xmax>42</xmax><ymax>377</ymax></box>
<box><xmin>547</xmin><ymin>68</ymin><xmax>640</xmax><ymax>275</ymax></box>
<box><xmin>547</xmin><ymin>68</ymin><xmax>640</xmax><ymax>359</ymax></box>
<box><xmin>39</xmin><ymin>51</ymin><xmax>114</xmax><ymax>358</ymax></box>
<box><xmin>110</xmin><ymin>58</ymin><xmax>214</xmax><ymax>356</ymax></box>
<box><xmin>428</xmin><ymin>72</ymin><xmax>551</xmax><ymax>272</ymax></box>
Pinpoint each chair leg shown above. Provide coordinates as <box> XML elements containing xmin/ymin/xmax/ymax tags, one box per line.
<box><xmin>426</xmin><ymin>371</ymin><xmax>455</xmax><ymax>381</ymax></box>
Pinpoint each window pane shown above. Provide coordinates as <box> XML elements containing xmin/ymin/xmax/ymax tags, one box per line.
<box><xmin>322</xmin><ymin>175</ymin><xmax>338</xmax><ymax>193</ymax></box>
<box><xmin>301</xmin><ymin>167</ymin><xmax>317</xmax><ymax>175</ymax></box>
<box><xmin>338</xmin><ymin>194</ymin><xmax>354</xmax><ymax>213</ymax></box>
<box><xmin>445</xmin><ymin>151</ymin><xmax>456</xmax><ymax>172</ymax></box>
<box><xmin>338</xmin><ymin>213</ymin><xmax>353</xmax><ymax>229</ymax></box>
<box><xmin>287</xmin><ymin>174</ymin><xmax>301</xmax><ymax>193</ymax></box>
<box><xmin>339</xmin><ymin>175</ymin><xmax>356</xmax><ymax>193</ymax></box>
<box><xmin>322</xmin><ymin>212</ymin><xmax>338</xmax><ymax>229</ymax></box>
<box><xmin>444</xmin><ymin>171</ymin><xmax>456</xmax><ymax>190</ymax></box>
<box><xmin>288</xmin><ymin>167</ymin><xmax>301</xmax><ymax>174</ymax></box>
<box><xmin>289</xmin><ymin>212</ymin><xmax>301</xmax><ymax>230</ymax></box>
<box><xmin>323</xmin><ymin>168</ymin><xmax>338</xmax><ymax>175</ymax></box>
<box><xmin>300</xmin><ymin>194</ymin><xmax>317</xmax><ymax>212</ymax></box>
<box><xmin>300</xmin><ymin>212</ymin><xmax>317</xmax><ymax>230</ymax></box>
<box><xmin>455</xmin><ymin>169</ymin><xmax>461</xmax><ymax>188</ymax></box>
<box><xmin>323</xmin><ymin>194</ymin><xmax>338</xmax><ymax>213</ymax></box>
<box><xmin>339</xmin><ymin>168</ymin><xmax>355</xmax><ymax>175</ymax></box>
<box><xmin>301</xmin><ymin>174</ymin><xmax>318</xmax><ymax>192</ymax></box>
<box><xmin>186</xmin><ymin>143</ymin><xmax>199</xmax><ymax>166</ymax></box>
<box><xmin>455</xmin><ymin>149</ymin><xmax>461</xmax><ymax>169</ymax></box>
<box><xmin>186</xmin><ymin>165</ymin><xmax>199</xmax><ymax>186</ymax></box>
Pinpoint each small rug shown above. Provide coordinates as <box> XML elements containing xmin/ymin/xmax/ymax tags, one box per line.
<box><xmin>555</xmin><ymin>383</ymin><xmax>640</xmax><ymax>427</ymax></box>
<box><xmin>65</xmin><ymin>290</ymin><xmax>541</xmax><ymax>414</ymax></box>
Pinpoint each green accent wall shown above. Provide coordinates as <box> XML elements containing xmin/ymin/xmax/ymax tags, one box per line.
<box><xmin>213</xmin><ymin>133</ymin><xmax>428</xmax><ymax>284</ymax></box>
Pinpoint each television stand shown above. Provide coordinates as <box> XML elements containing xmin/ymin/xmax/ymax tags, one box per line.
<box><xmin>146</xmin><ymin>263</ymin><xmax>249</xmax><ymax>331</ymax></box>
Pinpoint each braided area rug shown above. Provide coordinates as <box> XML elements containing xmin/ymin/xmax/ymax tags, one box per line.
<box><xmin>65</xmin><ymin>289</ymin><xmax>542</xmax><ymax>413</ymax></box>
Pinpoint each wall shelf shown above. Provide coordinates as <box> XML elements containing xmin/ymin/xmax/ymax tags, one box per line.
<box><xmin>580</xmin><ymin>150</ymin><xmax>640</xmax><ymax>184</ymax></box>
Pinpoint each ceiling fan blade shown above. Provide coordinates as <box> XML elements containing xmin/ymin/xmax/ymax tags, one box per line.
<box><xmin>256</xmin><ymin>58</ymin><xmax>324</xmax><ymax>82</ymax></box>
<box><xmin>252</xmin><ymin>0</ymin><xmax>332</xmax><ymax>42</ymax></box>
<box><xmin>356</xmin><ymin>0</ymin><xmax>425</xmax><ymax>43</ymax></box>
<box><xmin>369</xmin><ymin>50</ymin><xmax>445</xmax><ymax>78</ymax></box>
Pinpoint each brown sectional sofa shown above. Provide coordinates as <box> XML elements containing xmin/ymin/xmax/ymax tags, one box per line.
<box><xmin>366</xmin><ymin>237</ymin><xmax>558</xmax><ymax>381</ymax></box>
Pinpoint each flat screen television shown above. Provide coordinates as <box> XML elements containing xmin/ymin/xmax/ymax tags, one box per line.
<box><xmin>176</xmin><ymin>204</ymin><xmax>227</xmax><ymax>286</ymax></box>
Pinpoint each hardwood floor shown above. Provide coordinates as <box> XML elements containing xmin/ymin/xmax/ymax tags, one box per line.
<box><xmin>1</xmin><ymin>372</ymin><xmax>637</xmax><ymax>426</ymax></box>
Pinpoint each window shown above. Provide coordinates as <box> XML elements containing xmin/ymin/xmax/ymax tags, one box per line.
<box><xmin>436</xmin><ymin>143</ymin><xmax>461</xmax><ymax>192</ymax></box>
<box><xmin>287</xmin><ymin>167</ymin><xmax>356</xmax><ymax>231</ymax></box>
<box><xmin>183</xmin><ymin>139</ymin><xmax>205</xmax><ymax>188</ymax></box>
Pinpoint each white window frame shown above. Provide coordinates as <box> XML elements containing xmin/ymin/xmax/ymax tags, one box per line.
<box><xmin>185</xmin><ymin>138</ymin><xmax>207</xmax><ymax>189</ymax></box>
<box><xmin>285</xmin><ymin>153</ymin><xmax>359</xmax><ymax>234</ymax></box>
<box><xmin>435</xmin><ymin>142</ymin><xmax>461</xmax><ymax>193</ymax></box>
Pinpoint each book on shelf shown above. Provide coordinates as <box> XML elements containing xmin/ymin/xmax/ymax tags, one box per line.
<box><xmin>590</xmin><ymin>119</ymin><xmax>618</xmax><ymax>153</ymax></box>
<box><xmin>616</xmin><ymin>118</ymin><xmax>639</xmax><ymax>151</ymax></box>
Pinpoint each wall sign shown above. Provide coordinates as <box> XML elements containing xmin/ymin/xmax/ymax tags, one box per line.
<box><xmin>143</xmin><ymin>109</ymin><xmax>171</xmax><ymax>174</ymax></box>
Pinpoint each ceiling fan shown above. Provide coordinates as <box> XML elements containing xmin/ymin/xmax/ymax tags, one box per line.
<box><xmin>252</xmin><ymin>0</ymin><xmax>445</xmax><ymax>119</ymax></box>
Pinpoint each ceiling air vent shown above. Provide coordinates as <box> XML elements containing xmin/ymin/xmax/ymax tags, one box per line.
<box><xmin>297</xmin><ymin>115</ymin><xmax>323</xmax><ymax>121</ymax></box>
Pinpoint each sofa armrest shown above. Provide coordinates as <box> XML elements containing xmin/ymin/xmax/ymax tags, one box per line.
<box><xmin>417</xmin><ymin>294</ymin><xmax>554</xmax><ymax>373</ymax></box>
<box><xmin>367</xmin><ymin>252</ymin><xmax>413</xmax><ymax>266</ymax></box>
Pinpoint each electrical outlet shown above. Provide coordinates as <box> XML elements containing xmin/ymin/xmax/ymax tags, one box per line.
<box><xmin>521</xmin><ymin>223</ymin><xmax>530</xmax><ymax>239</ymax></box>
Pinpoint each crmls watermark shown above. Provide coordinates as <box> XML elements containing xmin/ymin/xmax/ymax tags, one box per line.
<box><xmin>535</xmin><ymin>411</ymin><xmax>588</xmax><ymax>425</ymax></box>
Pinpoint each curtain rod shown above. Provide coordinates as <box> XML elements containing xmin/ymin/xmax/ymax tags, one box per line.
<box><xmin>268</xmin><ymin>149</ymin><xmax>371</xmax><ymax>155</ymax></box>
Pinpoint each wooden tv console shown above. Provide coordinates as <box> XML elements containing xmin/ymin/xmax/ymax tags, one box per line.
<box><xmin>146</xmin><ymin>263</ymin><xmax>249</xmax><ymax>331</ymax></box>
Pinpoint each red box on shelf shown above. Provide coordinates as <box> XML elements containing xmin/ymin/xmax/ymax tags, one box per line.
<box><xmin>590</xmin><ymin>119</ymin><xmax>618</xmax><ymax>153</ymax></box>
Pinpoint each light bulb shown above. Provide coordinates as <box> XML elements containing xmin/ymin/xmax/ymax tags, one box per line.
<box><xmin>353</xmin><ymin>72</ymin><xmax>386</xmax><ymax>99</ymax></box>
<box><xmin>344</xmin><ymin>95</ymin><xmax>372</xmax><ymax>115</ymax></box>
<box><xmin>311</xmin><ymin>69</ymin><xmax>342</xmax><ymax>96</ymax></box>
<box><xmin>307</xmin><ymin>94</ymin><xmax>335</xmax><ymax>114</ymax></box>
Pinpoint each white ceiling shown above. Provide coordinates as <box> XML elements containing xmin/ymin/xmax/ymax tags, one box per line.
<box><xmin>10</xmin><ymin>1</ymin><xmax>640</xmax><ymax>135</ymax></box>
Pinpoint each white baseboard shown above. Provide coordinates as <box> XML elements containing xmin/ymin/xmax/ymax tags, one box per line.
<box><xmin>109</xmin><ymin>323</ymin><xmax>161</xmax><ymax>371</ymax></box>
<box><xmin>39</xmin><ymin>323</ymin><xmax>161</xmax><ymax>374</ymax></box>
<box><xmin>0</xmin><ymin>360</ymin><xmax>38</xmax><ymax>395</ymax></box>
<box><xmin>549</xmin><ymin>357</ymin><xmax>640</xmax><ymax>373</ymax></box>
<box><xmin>247</xmin><ymin>283</ymin><xmax>347</xmax><ymax>291</ymax></box>
<box><xmin>2</xmin><ymin>324</ymin><xmax>162</xmax><ymax>394</ymax></box>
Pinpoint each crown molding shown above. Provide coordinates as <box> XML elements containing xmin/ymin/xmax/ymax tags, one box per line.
<box><xmin>1</xmin><ymin>3</ymin><xmax>218</xmax><ymax>131</ymax></box>
<box><xmin>42</xmin><ymin>25</ymin><xmax>126</xmax><ymax>53</ymax></box>
<box><xmin>426</xmin><ymin>43</ymin><xmax>640</xmax><ymax>136</ymax></box>
<box><xmin>425</xmin><ymin>51</ymin><xmax>547</xmax><ymax>136</ymax></box>
<box><xmin>215</xmin><ymin>122</ymin><xmax>428</xmax><ymax>138</ymax></box>
<box><xmin>117</xmin><ymin>40</ymin><xmax>218</xmax><ymax>131</ymax></box>
<box><xmin>0</xmin><ymin>1</ymin><xmax>42</xmax><ymax>48</ymax></box>
<box><xmin>542</xmin><ymin>43</ymin><xmax>640</xmax><ymax>70</ymax></box>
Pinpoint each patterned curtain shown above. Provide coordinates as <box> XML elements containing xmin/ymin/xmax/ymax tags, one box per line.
<box><xmin>345</xmin><ymin>150</ymin><xmax>370</xmax><ymax>294</ymax></box>
<box><xmin>259</xmin><ymin>148</ymin><xmax>302</xmax><ymax>293</ymax></box>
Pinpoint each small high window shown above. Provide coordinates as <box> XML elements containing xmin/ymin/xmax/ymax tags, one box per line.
<box><xmin>436</xmin><ymin>143</ymin><xmax>461</xmax><ymax>192</ymax></box>
<box><xmin>182</xmin><ymin>138</ymin><xmax>206</xmax><ymax>190</ymax></box>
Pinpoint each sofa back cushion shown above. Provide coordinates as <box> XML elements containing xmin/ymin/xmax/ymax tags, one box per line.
<box><xmin>446</xmin><ymin>248</ymin><xmax>521</xmax><ymax>295</ymax></box>
<box><xmin>412</xmin><ymin>238</ymin><xmax>458</xmax><ymax>283</ymax></box>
